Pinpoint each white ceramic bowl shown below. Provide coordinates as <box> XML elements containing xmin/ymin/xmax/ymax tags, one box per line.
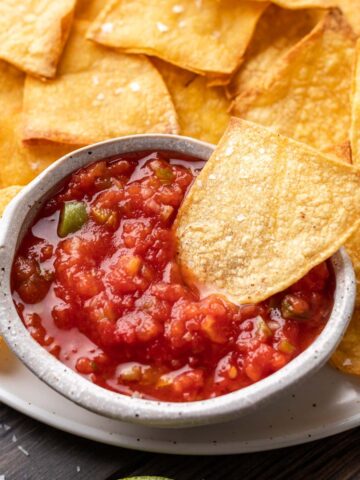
<box><xmin>0</xmin><ymin>134</ymin><xmax>355</xmax><ymax>428</ymax></box>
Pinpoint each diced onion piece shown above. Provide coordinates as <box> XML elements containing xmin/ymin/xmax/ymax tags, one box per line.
<box><xmin>278</xmin><ymin>339</ymin><xmax>296</xmax><ymax>354</ymax></box>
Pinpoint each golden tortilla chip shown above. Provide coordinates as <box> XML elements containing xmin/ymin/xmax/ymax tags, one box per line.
<box><xmin>337</xmin><ymin>1</ymin><xmax>360</xmax><ymax>36</ymax></box>
<box><xmin>154</xmin><ymin>59</ymin><xmax>231</xmax><ymax>144</ymax></box>
<box><xmin>87</xmin><ymin>0</ymin><xmax>268</xmax><ymax>78</ymax></box>
<box><xmin>344</xmin><ymin>226</ymin><xmax>360</xmax><ymax>307</ymax></box>
<box><xmin>232</xmin><ymin>9</ymin><xmax>355</xmax><ymax>163</ymax></box>
<box><xmin>22</xmin><ymin>21</ymin><xmax>178</xmax><ymax>146</ymax></box>
<box><xmin>75</xmin><ymin>0</ymin><xmax>107</xmax><ymax>21</ymax></box>
<box><xmin>0</xmin><ymin>0</ymin><xmax>76</xmax><ymax>78</ymax></box>
<box><xmin>332</xmin><ymin>310</ymin><xmax>360</xmax><ymax>375</ymax></box>
<box><xmin>351</xmin><ymin>41</ymin><xmax>360</xmax><ymax>165</ymax></box>
<box><xmin>227</xmin><ymin>5</ymin><xmax>323</xmax><ymax>98</ymax></box>
<box><xmin>252</xmin><ymin>1</ymin><xmax>360</xmax><ymax>35</ymax></box>
<box><xmin>1</xmin><ymin>126</ymin><xmax>73</xmax><ymax>187</ymax></box>
<box><xmin>0</xmin><ymin>186</ymin><xmax>22</xmax><ymax>217</ymax></box>
<box><xmin>253</xmin><ymin>1</ymin><xmax>360</xmax><ymax>36</ymax></box>
<box><xmin>176</xmin><ymin>118</ymin><xmax>360</xmax><ymax>305</ymax></box>
<box><xmin>207</xmin><ymin>75</ymin><xmax>236</xmax><ymax>88</ymax></box>
<box><xmin>0</xmin><ymin>61</ymin><xmax>72</xmax><ymax>186</ymax></box>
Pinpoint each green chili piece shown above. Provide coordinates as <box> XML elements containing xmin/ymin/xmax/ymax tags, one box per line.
<box><xmin>155</xmin><ymin>167</ymin><xmax>175</xmax><ymax>184</ymax></box>
<box><xmin>58</xmin><ymin>201</ymin><xmax>88</xmax><ymax>238</ymax></box>
<box><xmin>281</xmin><ymin>294</ymin><xmax>310</xmax><ymax>320</ymax></box>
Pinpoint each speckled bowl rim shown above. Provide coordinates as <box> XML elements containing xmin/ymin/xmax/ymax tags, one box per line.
<box><xmin>0</xmin><ymin>134</ymin><xmax>355</xmax><ymax>428</ymax></box>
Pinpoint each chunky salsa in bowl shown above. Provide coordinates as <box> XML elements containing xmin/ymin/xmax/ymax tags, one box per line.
<box><xmin>11</xmin><ymin>148</ymin><xmax>335</xmax><ymax>403</ymax></box>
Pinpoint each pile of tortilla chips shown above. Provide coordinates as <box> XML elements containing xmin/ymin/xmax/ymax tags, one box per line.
<box><xmin>2</xmin><ymin>0</ymin><xmax>360</xmax><ymax>374</ymax></box>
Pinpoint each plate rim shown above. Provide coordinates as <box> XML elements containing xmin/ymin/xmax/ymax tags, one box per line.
<box><xmin>1</xmin><ymin>362</ymin><xmax>360</xmax><ymax>455</ymax></box>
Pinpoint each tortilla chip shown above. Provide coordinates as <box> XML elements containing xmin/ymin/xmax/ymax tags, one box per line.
<box><xmin>338</xmin><ymin>1</ymin><xmax>360</xmax><ymax>36</ymax></box>
<box><xmin>207</xmin><ymin>75</ymin><xmax>236</xmax><ymax>88</ymax></box>
<box><xmin>227</xmin><ymin>6</ymin><xmax>323</xmax><ymax>98</ymax></box>
<box><xmin>0</xmin><ymin>0</ymin><xmax>76</xmax><ymax>78</ymax></box>
<box><xmin>252</xmin><ymin>1</ymin><xmax>360</xmax><ymax>35</ymax></box>
<box><xmin>332</xmin><ymin>310</ymin><xmax>360</xmax><ymax>375</ymax></box>
<box><xmin>1</xmin><ymin>126</ymin><xmax>73</xmax><ymax>187</ymax></box>
<box><xmin>232</xmin><ymin>9</ymin><xmax>355</xmax><ymax>163</ymax></box>
<box><xmin>344</xmin><ymin>226</ymin><xmax>360</xmax><ymax>307</ymax></box>
<box><xmin>176</xmin><ymin>118</ymin><xmax>360</xmax><ymax>305</ymax></box>
<box><xmin>0</xmin><ymin>186</ymin><xmax>22</xmax><ymax>217</ymax></box>
<box><xmin>254</xmin><ymin>0</ymin><xmax>360</xmax><ymax>36</ymax></box>
<box><xmin>22</xmin><ymin>21</ymin><xmax>178</xmax><ymax>146</ymax></box>
<box><xmin>154</xmin><ymin>59</ymin><xmax>231</xmax><ymax>144</ymax></box>
<box><xmin>87</xmin><ymin>0</ymin><xmax>268</xmax><ymax>78</ymax></box>
<box><xmin>0</xmin><ymin>61</ymin><xmax>72</xmax><ymax>186</ymax></box>
<box><xmin>351</xmin><ymin>41</ymin><xmax>360</xmax><ymax>165</ymax></box>
<box><xmin>75</xmin><ymin>0</ymin><xmax>106</xmax><ymax>21</ymax></box>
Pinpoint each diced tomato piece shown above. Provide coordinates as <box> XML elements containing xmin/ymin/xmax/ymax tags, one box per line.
<box><xmin>72</xmin><ymin>270</ymin><xmax>103</xmax><ymax>299</ymax></box>
<box><xmin>76</xmin><ymin>357</ymin><xmax>97</xmax><ymax>375</ymax></box>
<box><xmin>172</xmin><ymin>369</ymin><xmax>205</xmax><ymax>397</ymax></box>
<box><xmin>115</xmin><ymin>311</ymin><xmax>163</xmax><ymax>344</ymax></box>
<box><xmin>52</xmin><ymin>304</ymin><xmax>75</xmax><ymax>330</ymax></box>
<box><xmin>17</xmin><ymin>271</ymin><xmax>51</xmax><ymax>304</ymax></box>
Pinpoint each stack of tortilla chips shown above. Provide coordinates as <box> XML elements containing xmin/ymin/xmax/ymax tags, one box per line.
<box><xmin>1</xmin><ymin>0</ymin><xmax>360</xmax><ymax>374</ymax></box>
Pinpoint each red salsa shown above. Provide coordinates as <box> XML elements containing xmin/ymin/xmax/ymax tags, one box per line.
<box><xmin>11</xmin><ymin>151</ymin><xmax>335</xmax><ymax>402</ymax></box>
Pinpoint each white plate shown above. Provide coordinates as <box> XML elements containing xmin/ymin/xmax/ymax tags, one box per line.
<box><xmin>1</xmin><ymin>342</ymin><xmax>360</xmax><ymax>455</ymax></box>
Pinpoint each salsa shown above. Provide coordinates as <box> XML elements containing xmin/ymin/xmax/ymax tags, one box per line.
<box><xmin>11</xmin><ymin>151</ymin><xmax>335</xmax><ymax>402</ymax></box>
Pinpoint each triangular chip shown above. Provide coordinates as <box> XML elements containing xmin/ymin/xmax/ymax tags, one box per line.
<box><xmin>0</xmin><ymin>186</ymin><xmax>22</xmax><ymax>216</ymax></box>
<box><xmin>251</xmin><ymin>0</ymin><xmax>360</xmax><ymax>35</ymax></box>
<box><xmin>87</xmin><ymin>0</ymin><xmax>267</xmax><ymax>78</ymax></box>
<box><xmin>176</xmin><ymin>118</ymin><xmax>360</xmax><ymax>305</ymax></box>
<box><xmin>1</xmin><ymin>123</ymin><xmax>72</xmax><ymax>187</ymax></box>
<box><xmin>22</xmin><ymin>21</ymin><xmax>178</xmax><ymax>146</ymax></box>
<box><xmin>351</xmin><ymin>41</ymin><xmax>360</xmax><ymax>165</ymax></box>
<box><xmin>0</xmin><ymin>61</ymin><xmax>72</xmax><ymax>187</ymax></box>
<box><xmin>344</xmin><ymin>226</ymin><xmax>360</xmax><ymax>307</ymax></box>
<box><xmin>332</xmin><ymin>309</ymin><xmax>360</xmax><ymax>375</ymax></box>
<box><xmin>337</xmin><ymin>0</ymin><xmax>360</xmax><ymax>36</ymax></box>
<box><xmin>227</xmin><ymin>5</ymin><xmax>323</xmax><ymax>98</ymax></box>
<box><xmin>0</xmin><ymin>0</ymin><xmax>76</xmax><ymax>78</ymax></box>
<box><xmin>232</xmin><ymin>9</ymin><xmax>355</xmax><ymax>163</ymax></box>
<box><xmin>75</xmin><ymin>0</ymin><xmax>106</xmax><ymax>21</ymax></box>
<box><xmin>154</xmin><ymin>59</ymin><xmax>231</xmax><ymax>144</ymax></box>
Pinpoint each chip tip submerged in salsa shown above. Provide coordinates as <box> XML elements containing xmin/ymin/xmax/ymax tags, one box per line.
<box><xmin>11</xmin><ymin>145</ymin><xmax>337</xmax><ymax>403</ymax></box>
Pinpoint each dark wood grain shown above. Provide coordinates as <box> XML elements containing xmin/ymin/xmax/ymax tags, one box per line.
<box><xmin>2</xmin><ymin>402</ymin><xmax>360</xmax><ymax>480</ymax></box>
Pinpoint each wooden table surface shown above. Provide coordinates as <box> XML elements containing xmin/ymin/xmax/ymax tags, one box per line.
<box><xmin>1</xmin><ymin>403</ymin><xmax>360</xmax><ymax>480</ymax></box>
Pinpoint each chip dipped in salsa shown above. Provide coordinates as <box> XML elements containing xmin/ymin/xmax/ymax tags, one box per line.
<box><xmin>11</xmin><ymin>151</ymin><xmax>335</xmax><ymax>402</ymax></box>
